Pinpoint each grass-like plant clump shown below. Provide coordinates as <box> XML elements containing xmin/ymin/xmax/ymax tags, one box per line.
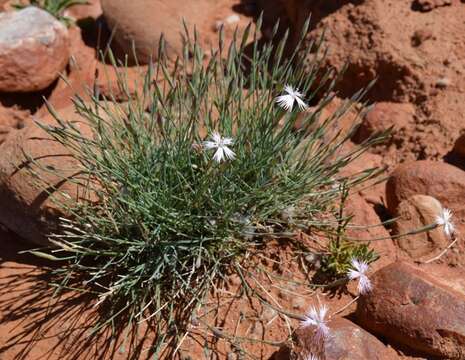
<box><xmin>31</xmin><ymin>21</ymin><xmax>385</xmax><ymax>354</ymax></box>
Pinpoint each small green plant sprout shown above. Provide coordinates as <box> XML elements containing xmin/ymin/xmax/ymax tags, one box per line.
<box><xmin>319</xmin><ymin>182</ymin><xmax>379</xmax><ymax>278</ymax></box>
<box><xmin>29</xmin><ymin>19</ymin><xmax>387</xmax><ymax>356</ymax></box>
<box><xmin>13</xmin><ymin>0</ymin><xmax>87</xmax><ymax>24</ymax></box>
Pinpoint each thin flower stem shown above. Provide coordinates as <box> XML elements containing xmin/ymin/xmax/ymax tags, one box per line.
<box><xmin>345</xmin><ymin>222</ymin><xmax>438</xmax><ymax>242</ymax></box>
<box><xmin>423</xmin><ymin>235</ymin><xmax>459</xmax><ymax>264</ymax></box>
<box><xmin>172</xmin><ymin>331</ymin><xmax>189</xmax><ymax>357</ymax></box>
<box><xmin>235</xmin><ymin>265</ymin><xmax>307</xmax><ymax>321</ymax></box>
<box><xmin>331</xmin><ymin>296</ymin><xmax>360</xmax><ymax>317</ymax></box>
<box><xmin>195</xmin><ymin>316</ymin><xmax>285</xmax><ymax>347</ymax></box>
<box><xmin>305</xmin><ymin>217</ymin><xmax>400</xmax><ymax>229</ymax></box>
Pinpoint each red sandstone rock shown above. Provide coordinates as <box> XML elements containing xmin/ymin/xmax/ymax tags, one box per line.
<box><xmin>344</xmin><ymin>193</ymin><xmax>397</xmax><ymax>271</ymax></box>
<box><xmin>385</xmin><ymin>160</ymin><xmax>465</xmax><ymax>213</ymax></box>
<box><xmin>292</xmin><ymin>317</ymin><xmax>400</xmax><ymax>359</ymax></box>
<box><xmin>62</xmin><ymin>0</ymin><xmax>102</xmax><ymax>21</ymax></box>
<box><xmin>393</xmin><ymin>195</ymin><xmax>449</xmax><ymax>261</ymax></box>
<box><xmin>0</xmin><ymin>106</ymin><xmax>30</xmax><ymax>145</ymax></box>
<box><xmin>0</xmin><ymin>106</ymin><xmax>92</xmax><ymax>245</ymax></box>
<box><xmin>0</xmin><ymin>7</ymin><xmax>70</xmax><ymax>92</ymax></box>
<box><xmin>353</xmin><ymin>102</ymin><xmax>414</xmax><ymax>144</ymax></box>
<box><xmin>101</xmin><ymin>0</ymin><xmax>249</xmax><ymax>63</ymax></box>
<box><xmin>356</xmin><ymin>261</ymin><xmax>465</xmax><ymax>359</ymax></box>
<box><xmin>95</xmin><ymin>63</ymin><xmax>147</xmax><ymax>102</ymax></box>
<box><xmin>35</xmin><ymin>24</ymin><xmax>97</xmax><ymax>115</ymax></box>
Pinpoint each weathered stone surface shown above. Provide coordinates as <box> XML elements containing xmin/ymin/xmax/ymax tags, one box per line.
<box><xmin>0</xmin><ymin>106</ymin><xmax>30</xmax><ymax>145</ymax></box>
<box><xmin>0</xmin><ymin>106</ymin><xmax>91</xmax><ymax>245</ymax></box>
<box><xmin>101</xmin><ymin>0</ymin><xmax>205</xmax><ymax>63</ymax></box>
<box><xmin>62</xmin><ymin>0</ymin><xmax>102</xmax><ymax>22</ymax></box>
<box><xmin>101</xmin><ymin>0</ymin><xmax>252</xmax><ymax>64</ymax></box>
<box><xmin>35</xmin><ymin>25</ymin><xmax>97</xmax><ymax>116</ymax></box>
<box><xmin>0</xmin><ymin>7</ymin><xmax>69</xmax><ymax>92</ymax></box>
<box><xmin>385</xmin><ymin>160</ymin><xmax>465</xmax><ymax>213</ymax></box>
<box><xmin>344</xmin><ymin>193</ymin><xmax>397</xmax><ymax>271</ymax></box>
<box><xmin>352</xmin><ymin>102</ymin><xmax>413</xmax><ymax>144</ymax></box>
<box><xmin>393</xmin><ymin>195</ymin><xmax>449</xmax><ymax>260</ymax></box>
<box><xmin>386</xmin><ymin>161</ymin><xmax>465</xmax><ymax>266</ymax></box>
<box><xmin>356</xmin><ymin>261</ymin><xmax>465</xmax><ymax>359</ymax></box>
<box><xmin>291</xmin><ymin>318</ymin><xmax>400</xmax><ymax>359</ymax></box>
<box><xmin>95</xmin><ymin>62</ymin><xmax>146</xmax><ymax>102</ymax></box>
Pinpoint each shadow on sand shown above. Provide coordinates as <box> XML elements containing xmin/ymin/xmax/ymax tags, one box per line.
<box><xmin>0</xmin><ymin>229</ymin><xmax>163</xmax><ymax>360</ymax></box>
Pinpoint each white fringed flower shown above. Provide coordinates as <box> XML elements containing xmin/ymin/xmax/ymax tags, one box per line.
<box><xmin>435</xmin><ymin>208</ymin><xmax>455</xmax><ymax>239</ymax></box>
<box><xmin>301</xmin><ymin>304</ymin><xmax>330</xmax><ymax>344</ymax></box>
<box><xmin>347</xmin><ymin>258</ymin><xmax>373</xmax><ymax>295</ymax></box>
<box><xmin>203</xmin><ymin>132</ymin><xmax>235</xmax><ymax>163</ymax></box>
<box><xmin>305</xmin><ymin>354</ymin><xmax>319</xmax><ymax>360</ymax></box>
<box><xmin>275</xmin><ymin>85</ymin><xmax>308</xmax><ymax>112</ymax></box>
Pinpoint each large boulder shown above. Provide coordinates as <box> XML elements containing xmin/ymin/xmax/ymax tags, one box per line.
<box><xmin>353</xmin><ymin>102</ymin><xmax>413</xmax><ymax>143</ymax></box>
<box><xmin>101</xmin><ymin>0</ymin><xmax>234</xmax><ymax>63</ymax></box>
<box><xmin>356</xmin><ymin>262</ymin><xmax>465</xmax><ymax>359</ymax></box>
<box><xmin>290</xmin><ymin>317</ymin><xmax>400</xmax><ymax>359</ymax></box>
<box><xmin>392</xmin><ymin>195</ymin><xmax>449</xmax><ymax>261</ymax></box>
<box><xmin>0</xmin><ymin>7</ymin><xmax>70</xmax><ymax>92</ymax></box>
<box><xmin>0</xmin><ymin>106</ymin><xmax>90</xmax><ymax>245</ymax></box>
<box><xmin>385</xmin><ymin>160</ymin><xmax>465</xmax><ymax>214</ymax></box>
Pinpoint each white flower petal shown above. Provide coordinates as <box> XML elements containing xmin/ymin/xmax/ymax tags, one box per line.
<box><xmin>293</xmin><ymin>89</ymin><xmax>303</xmax><ymax>97</ymax></box>
<box><xmin>318</xmin><ymin>304</ymin><xmax>328</xmax><ymax>320</ymax></box>
<box><xmin>357</xmin><ymin>274</ymin><xmax>373</xmax><ymax>295</ymax></box>
<box><xmin>284</xmin><ymin>84</ymin><xmax>295</xmax><ymax>95</ymax></box>
<box><xmin>296</xmin><ymin>96</ymin><xmax>308</xmax><ymax>111</ymax></box>
<box><xmin>436</xmin><ymin>208</ymin><xmax>455</xmax><ymax>238</ymax></box>
<box><xmin>314</xmin><ymin>322</ymin><xmax>330</xmax><ymax>343</ymax></box>
<box><xmin>301</xmin><ymin>304</ymin><xmax>331</xmax><ymax>347</ymax></box>
<box><xmin>276</xmin><ymin>84</ymin><xmax>307</xmax><ymax>112</ymax></box>
<box><xmin>211</xmin><ymin>131</ymin><xmax>222</xmax><ymax>143</ymax></box>
<box><xmin>351</xmin><ymin>258</ymin><xmax>369</xmax><ymax>274</ymax></box>
<box><xmin>347</xmin><ymin>258</ymin><xmax>373</xmax><ymax>295</ymax></box>
<box><xmin>276</xmin><ymin>94</ymin><xmax>294</xmax><ymax>111</ymax></box>
<box><xmin>213</xmin><ymin>147</ymin><xmax>225</xmax><ymax>163</ymax></box>
<box><xmin>223</xmin><ymin>146</ymin><xmax>236</xmax><ymax>160</ymax></box>
<box><xmin>203</xmin><ymin>132</ymin><xmax>235</xmax><ymax>163</ymax></box>
<box><xmin>305</xmin><ymin>355</ymin><xmax>319</xmax><ymax>360</ymax></box>
<box><xmin>222</xmin><ymin>137</ymin><xmax>234</xmax><ymax>146</ymax></box>
<box><xmin>347</xmin><ymin>268</ymin><xmax>361</xmax><ymax>280</ymax></box>
<box><xmin>203</xmin><ymin>141</ymin><xmax>217</xmax><ymax>150</ymax></box>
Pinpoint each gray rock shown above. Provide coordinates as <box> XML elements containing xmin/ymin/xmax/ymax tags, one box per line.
<box><xmin>0</xmin><ymin>7</ymin><xmax>69</xmax><ymax>92</ymax></box>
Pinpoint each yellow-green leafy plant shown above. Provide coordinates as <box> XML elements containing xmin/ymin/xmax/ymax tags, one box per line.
<box><xmin>14</xmin><ymin>0</ymin><xmax>87</xmax><ymax>24</ymax></box>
